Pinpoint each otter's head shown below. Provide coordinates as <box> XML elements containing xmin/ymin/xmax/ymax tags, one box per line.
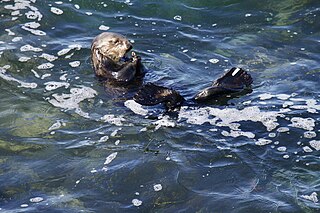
<box><xmin>91</xmin><ymin>32</ymin><xmax>132</xmax><ymax>63</ymax></box>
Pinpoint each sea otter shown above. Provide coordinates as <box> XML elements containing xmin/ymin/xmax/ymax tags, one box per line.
<box><xmin>91</xmin><ymin>32</ymin><xmax>253</xmax><ymax>110</ymax></box>
<box><xmin>91</xmin><ymin>32</ymin><xmax>144</xmax><ymax>85</ymax></box>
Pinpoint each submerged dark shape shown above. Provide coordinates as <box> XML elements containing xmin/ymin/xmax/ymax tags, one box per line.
<box><xmin>134</xmin><ymin>67</ymin><xmax>253</xmax><ymax>110</ymax></box>
<box><xmin>91</xmin><ymin>32</ymin><xmax>144</xmax><ymax>85</ymax></box>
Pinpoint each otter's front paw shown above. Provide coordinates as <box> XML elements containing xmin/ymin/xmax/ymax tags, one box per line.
<box><xmin>131</xmin><ymin>51</ymin><xmax>141</xmax><ymax>63</ymax></box>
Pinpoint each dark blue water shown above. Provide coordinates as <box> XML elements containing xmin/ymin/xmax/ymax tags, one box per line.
<box><xmin>0</xmin><ymin>0</ymin><xmax>319</xmax><ymax>212</ymax></box>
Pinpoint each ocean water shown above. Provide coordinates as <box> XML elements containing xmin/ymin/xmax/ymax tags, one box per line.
<box><xmin>0</xmin><ymin>0</ymin><xmax>319</xmax><ymax>212</ymax></box>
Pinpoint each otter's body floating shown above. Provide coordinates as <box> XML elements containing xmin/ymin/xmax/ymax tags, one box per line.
<box><xmin>91</xmin><ymin>32</ymin><xmax>143</xmax><ymax>84</ymax></box>
<box><xmin>133</xmin><ymin>67</ymin><xmax>253</xmax><ymax>110</ymax></box>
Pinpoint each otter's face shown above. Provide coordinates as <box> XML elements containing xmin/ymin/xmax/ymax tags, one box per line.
<box><xmin>91</xmin><ymin>32</ymin><xmax>132</xmax><ymax>62</ymax></box>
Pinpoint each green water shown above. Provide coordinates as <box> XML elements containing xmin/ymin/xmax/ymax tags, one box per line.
<box><xmin>0</xmin><ymin>0</ymin><xmax>319</xmax><ymax>212</ymax></box>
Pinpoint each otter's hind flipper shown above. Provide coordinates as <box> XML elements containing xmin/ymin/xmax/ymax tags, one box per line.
<box><xmin>134</xmin><ymin>83</ymin><xmax>185</xmax><ymax>110</ymax></box>
<box><xmin>214</xmin><ymin>67</ymin><xmax>252</xmax><ymax>89</ymax></box>
<box><xmin>194</xmin><ymin>67</ymin><xmax>253</xmax><ymax>101</ymax></box>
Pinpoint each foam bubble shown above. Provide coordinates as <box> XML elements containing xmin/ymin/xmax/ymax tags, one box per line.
<box><xmin>302</xmin><ymin>146</ymin><xmax>313</xmax><ymax>153</ymax></box>
<box><xmin>277</xmin><ymin>146</ymin><xmax>287</xmax><ymax>152</ymax></box>
<box><xmin>12</xmin><ymin>37</ymin><xmax>22</xmax><ymax>42</ymax></box>
<box><xmin>48</xmin><ymin>121</ymin><xmax>63</xmax><ymax>131</ymax></box>
<box><xmin>69</xmin><ymin>61</ymin><xmax>80</xmax><ymax>68</ymax></box>
<box><xmin>39</xmin><ymin>53</ymin><xmax>58</xmax><ymax>62</ymax></box>
<box><xmin>309</xmin><ymin>140</ymin><xmax>320</xmax><ymax>151</ymax></box>
<box><xmin>20</xmin><ymin>44</ymin><xmax>42</xmax><ymax>52</ymax></box>
<box><xmin>18</xmin><ymin>56</ymin><xmax>31</xmax><ymax>62</ymax></box>
<box><xmin>221</xmin><ymin>130</ymin><xmax>255</xmax><ymax>139</ymax></box>
<box><xmin>290</xmin><ymin>117</ymin><xmax>315</xmax><ymax>131</ymax></box>
<box><xmin>301</xmin><ymin>192</ymin><xmax>318</xmax><ymax>203</ymax></box>
<box><xmin>153</xmin><ymin>184</ymin><xmax>162</xmax><ymax>192</ymax></box>
<box><xmin>104</xmin><ymin>152</ymin><xmax>118</xmax><ymax>165</ymax></box>
<box><xmin>37</xmin><ymin>62</ymin><xmax>54</xmax><ymax>69</ymax></box>
<box><xmin>25</xmin><ymin>10</ymin><xmax>43</xmax><ymax>21</ymax></box>
<box><xmin>179</xmin><ymin>106</ymin><xmax>287</xmax><ymax>132</ymax></box>
<box><xmin>132</xmin><ymin>199</ymin><xmax>142</xmax><ymax>207</ymax></box>
<box><xmin>99</xmin><ymin>25</ymin><xmax>110</xmax><ymax>31</ymax></box>
<box><xmin>44</xmin><ymin>81</ymin><xmax>70</xmax><ymax>91</ymax></box>
<box><xmin>124</xmin><ymin>100</ymin><xmax>148</xmax><ymax>116</ymax></box>
<box><xmin>209</xmin><ymin>58</ymin><xmax>219</xmax><ymax>64</ymax></box>
<box><xmin>100</xmin><ymin>114</ymin><xmax>125</xmax><ymax>126</ymax></box>
<box><xmin>48</xmin><ymin>86</ymin><xmax>97</xmax><ymax>110</ymax></box>
<box><xmin>50</xmin><ymin>7</ymin><xmax>63</xmax><ymax>15</ymax></box>
<box><xmin>255</xmin><ymin>138</ymin><xmax>272</xmax><ymax>146</ymax></box>
<box><xmin>304</xmin><ymin>131</ymin><xmax>316</xmax><ymax>139</ymax></box>
<box><xmin>173</xmin><ymin>15</ymin><xmax>182</xmax><ymax>21</ymax></box>
<box><xmin>29</xmin><ymin>197</ymin><xmax>44</xmax><ymax>203</ymax></box>
<box><xmin>154</xmin><ymin>115</ymin><xmax>175</xmax><ymax>130</ymax></box>
<box><xmin>99</xmin><ymin>136</ymin><xmax>109</xmax><ymax>142</ymax></box>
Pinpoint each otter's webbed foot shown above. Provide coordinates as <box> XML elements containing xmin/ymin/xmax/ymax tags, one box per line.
<box><xmin>134</xmin><ymin>83</ymin><xmax>185</xmax><ymax>111</ymax></box>
<box><xmin>194</xmin><ymin>67</ymin><xmax>253</xmax><ymax>101</ymax></box>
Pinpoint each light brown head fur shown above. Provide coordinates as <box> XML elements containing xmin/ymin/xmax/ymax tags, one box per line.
<box><xmin>91</xmin><ymin>32</ymin><xmax>132</xmax><ymax>63</ymax></box>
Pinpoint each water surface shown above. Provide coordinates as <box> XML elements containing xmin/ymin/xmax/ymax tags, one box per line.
<box><xmin>0</xmin><ymin>0</ymin><xmax>319</xmax><ymax>212</ymax></box>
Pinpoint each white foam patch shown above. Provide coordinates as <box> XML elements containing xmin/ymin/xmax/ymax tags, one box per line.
<box><xmin>18</xmin><ymin>56</ymin><xmax>31</xmax><ymax>62</ymax></box>
<box><xmin>20</xmin><ymin>44</ymin><xmax>42</xmax><ymax>52</ymax></box>
<box><xmin>309</xmin><ymin>140</ymin><xmax>320</xmax><ymax>151</ymax></box>
<box><xmin>304</xmin><ymin>131</ymin><xmax>316</xmax><ymax>139</ymax></box>
<box><xmin>110</xmin><ymin>128</ymin><xmax>122</xmax><ymax>137</ymax></box>
<box><xmin>221</xmin><ymin>130</ymin><xmax>255</xmax><ymax>139</ymax></box>
<box><xmin>0</xmin><ymin>68</ymin><xmax>37</xmax><ymax>88</ymax></box>
<box><xmin>132</xmin><ymin>199</ymin><xmax>142</xmax><ymax>207</ymax></box>
<box><xmin>99</xmin><ymin>25</ymin><xmax>110</xmax><ymax>31</ymax></box>
<box><xmin>12</xmin><ymin>37</ymin><xmax>22</xmax><ymax>42</ymax></box>
<box><xmin>57</xmin><ymin>44</ymin><xmax>82</xmax><ymax>56</ymax></box>
<box><xmin>289</xmin><ymin>117</ymin><xmax>315</xmax><ymax>131</ymax></box>
<box><xmin>100</xmin><ymin>115</ymin><xmax>126</xmax><ymax>126</ymax></box>
<box><xmin>69</xmin><ymin>61</ymin><xmax>80</xmax><ymax>67</ymax></box>
<box><xmin>24</xmin><ymin>21</ymin><xmax>40</xmax><ymax>29</ymax></box>
<box><xmin>44</xmin><ymin>81</ymin><xmax>70</xmax><ymax>91</ymax></box>
<box><xmin>277</xmin><ymin>146</ymin><xmax>287</xmax><ymax>152</ymax></box>
<box><xmin>124</xmin><ymin>100</ymin><xmax>148</xmax><ymax>116</ymax></box>
<box><xmin>104</xmin><ymin>152</ymin><xmax>118</xmax><ymax>165</ymax></box>
<box><xmin>98</xmin><ymin>136</ymin><xmax>109</xmax><ymax>142</ymax></box>
<box><xmin>48</xmin><ymin>120</ymin><xmax>64</xmax><ymax>131</ymax></box>
<box><xmin>50</xmin><ymin>7</ymin><xmax>63</xmax><ymax>15</ymax></box>
<box><xmin>153</xmin><ymin>184</ymin><xmax>162</xmax><ymax>192</ymax></box>
<box><xmin>209</xmin><ymin>58</ymin><xmax>219</xmax><ymax>64</ymax></box>
<box><xmin>301</xmin><ymin>192</ymin><xmax>318</xmax><ymax>203</ymax></box>
<box><xmin>48</xmin><ymin>86</ymin><xmax>97</xmax><ymax>111</ymax></box>
<box><xmin>29</xmin><ymin>197</ymin><xmax>44</xmax><ymax>203</ymax></box>
<box><xmin>277</xmin><ymin>127</ymin><xmax>290</xmax><ymax>133</ymax></box>
<box><xmin>25</xmin><ymin>10</ymin><xmax>43</xmax><ymax>21</ymax></box>
<box><xmin>259</xmin><ymin>93</ymin><xmax>291</xmax><ymax>101</ymax></box>
<box><xmin>179</xmin><ymin>106</ymin><xmax>287</xmax><ymax>132</ymax></box>
<box><xmin>255</xmin><ymin>138</ymin><xmax>272</xmax><ymax>146</ymax></box>
<box><xmin>5</xmin><ymin>29</ymin><xmax>15</xmax><ymax>36</ymax></box>
<box><xmin>302</xmin><ymin>146</ymin><xmax>313</xmax><ymax>153</ymax></box>
<box><xmin>37</xmin><ymin>62</ymin><xmax>54</xmax><ymax>69</ymax></box>
<box><xmin>39</xmin><ymin>53</ymin><xmax>58</xmax><ymax>62</ymax></box>
<box><xmin>154</xmin><ymin>115</ymin><xmax>176</xmax><ymax>130</ymax></box>
<box><xmin>21</xmin><ymin>26</ymin><xmax>46</xmax><ymax>36</ymax></box>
